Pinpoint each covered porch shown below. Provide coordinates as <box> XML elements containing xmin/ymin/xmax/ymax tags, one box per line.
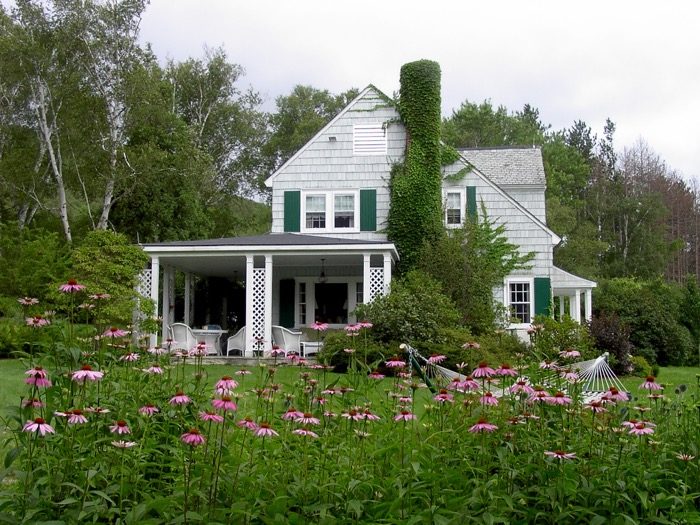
<box><xmin>551</xmin><ymin>266</ymin><xmax>596</xmax><ymax>323</ymax></box>
<box><xmin>140</xmin><ymin>233</ymin><xmax>398</xmax><ymax>355</ymax></box>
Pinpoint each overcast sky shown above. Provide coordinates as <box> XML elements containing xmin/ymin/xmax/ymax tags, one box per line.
<box><xmin>140</xmin><ymin>0</ymin><xmax>700</xmax><ymax>180</ymax></box>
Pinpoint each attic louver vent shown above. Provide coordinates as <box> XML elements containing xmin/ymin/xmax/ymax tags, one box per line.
<box><xmin>353</xmin><ymin>124</ymin><xmax>387</xmax><ymax>155</ymax></box>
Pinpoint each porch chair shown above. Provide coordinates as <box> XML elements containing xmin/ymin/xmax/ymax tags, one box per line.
<box><xmin>169</xmin><ymin>323</ymin><xmax>197</xmax><ymax>353</ymax></box>
<box><xmin>226</xmin><ymin>326</ymin><xmax>246</xmax><ymax>357</ymax></box>
<box><xmin>271</xmin><ymin>325</ymin><xmax>303</xmax><ymax>356</ymax></box>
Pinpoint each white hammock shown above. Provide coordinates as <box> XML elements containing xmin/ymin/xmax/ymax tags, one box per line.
<box><xmin>401</xmin><ymin>344</ymin><xmax>627</xmax><ymax>402</ymax></box>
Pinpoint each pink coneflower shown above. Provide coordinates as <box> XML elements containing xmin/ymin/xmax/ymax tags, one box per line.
<box><xmin>427</xmin><ymin>354</ymin><xmax>447</xmax><ymax>364</ymax></box>
<box><xmin>358</xmin><ymin>321</ymin><xmax>373</xmax><ymax>329</ymax></box>
<box><xmin>147</xmin><ymin>347</ymin><xmax>167</xmax><ymax>356</ymax></box>
<box><xmin>120</xmin><ymin>352</ymin><xmax>140</xmax><ymax>362</ymax></box>
<box><xmin>110</xmin><ymin>420</ymin><xmax>131</xmax><ymax>435</ymax></box>
<box><xmin>676</xmin><ymin>453</ymin><xmax>696</xmax><ymax>461</ymax></box>
<box><xmin>23</xmin><ymin>417</ymin><xmax>55</xmax><ymax>436</ymax></box>
<box><xmin>169</xmin><ymin>391</ymin><xmax>191</xmax><ymax>405</ymax></box>
<box><xmin>78</xmin><ymin>303</ymin><xmax>95</xmax><ymax>310</ymax></box>
<box><xmin>480</xmin><ymin>391</ymin><xmax>499</xmax><ymax>406</ymax></box>
<box><xmin>546</xmin><ymin>391</ymin><xmax>572</xmax><ymax>406</ymax></box>
<box><xmin>312</xmin><ymin>396</ymin><xmax>327</xmax><ymax>406</ymax></box>
<box><xmin>545</xmin><ymin>450</ymin><xmax>576</xmax><ymax>460</ymax></box>
<box><xmin>559</xmin><ymin>349</ymin><xmax>581</xmax><ymax>359</ymax></box>
<box><xmin>434</xmin><ymin>389</ymin><xmax>454</xmax><ymax>403</ymax></box>
<box><xmin>345</xmin><ymin>324</ymin><xmax>361</xmax><ymax>335</ymax></box>
<box><xmin>469</xmin><ymin>417</ymin><xmax>498</xmax><ymax>433</ymax></box>
<box><xmin>343</xmin><ymin>348</ymin><xmax>356</xmax><ymax>354</ymax></box>
<box><xmin>139</xmin><ymin>404</ymin><xmax>159</xmax><ymax>416</ymax></box>
<box><xmin>462</xmin><ymin>341</ymin><xmax>481</xmax><ymax>349</ymax></box>
<box><xmin>212</xmin><ymin>396</ymin><xmax>237</xmax><ymax>412</ymax></box>
<box><xmin>72</xmin><ymin>365</ymin><xmax>104</xmax><ymax>383</ymax></box>
<box><xmin>254</xmin><ymin>422</ymin><xmax>279</xmax><ymax>437</ymax></box>
<box><xmin>311</xmin><ymin>321</ymin><xmax>329</xmax><ymax>331</ymax></box>
<box><xmin>341</xmin><ymin>409</ymin><xmax>364</xmax><ymax>421</ymax></box>
<box><xmin>394</xmin><ymin>410</ymin><xmax>417</xmax><ymax>422</ymax></box>
<box><xmin>321</xmin><ymin>387</ymin><xmax>338</xmax><ymax>396</ymax></box>
<box><xmin>621</xmin><ymin>419</ymin><xmax>639</xmax><ymax>429</ymax></box>
<box><xmin>143</xmin><ymin>365</ymin><xmax>164</xmax><ymax>375</ymax></box>
<box><xmin>23</xmin><ymin>398</ymin><xmax>44</xmax><ymax>408</ymax></box>
<box><xmin>585</xmin><ymin>401</ymin><xmax>607</xmax><ymax>414</ymax></box>
<box><xmin>363</xmin><ymin>409</ymin><xmax>380</xmax><ymax>421</ymax></box>
<box><xmin>368</xmin><ymin>370</ymin><xmax>385</xmax><ymax>379</ymax></box>
<box><xmin>397</xmin><ymin>371</ymin><xmax>412</xmax><ymax>379</ymax></box>
<box><xmin>528</xmin><ymin>386</ymin><xmax>550</xmax><ymax>403</ymax></box>
<box><xmin>472</xmin><ymin>362</ymin><xmax>495</xmax><ymax>378</ymax></box>
<box><xmin>398</xmin><ymin>396</ymin><xmax>413</xmax><ymax>404</ymax></box>
<box><xmin>323</xmin><ymin>410</ymin><xmax>337</xmax><ymax>418</ymax></box>
<box><xmin>640</xmin><ymin>376</ymin><xmax>663</xmax><ymax>391</ymax></box>
<box><xmin>603</xmin><ymin>387</ymin><xmax>629</xmax><ymax>402</ymax></box>
<box><xmin>539</xmin><ymin>360</ymin><xmax>558</xmax><ymax>370</ymax></box>
<box><xmin>459</xmin><ymin>375</ymin><xmax>481</xmax><ymax>392</ymax></box>
<box><xmin>629</xmin><ymin>422</ymin><xmax>654</xmax><ymax>436</ymax></box>
<box><xmin>85</xmin><ymin>406</ymin><xmax>110</xmax><ymax>415</ymax></box>
<box><xmin>282</xmin><ymin>408</ymin><xmax>304</xmax><ymax>421</ymax></box>
<box><xmin>61</xmin><ymin>409</ymin><xmax>87</xmax><ymax>425</ymax></box>
<box><xmin>89</xmin><ymin>293</ymin><xmax>111</xmax><ymax>301</ymax></box>
<box><xmin>293</xmin><ymin>428</ymin><xmax>319</xmax><ymax>438</ymax></box>
<box><xmin>18</xmin><ymin>297</ymin><xmax>39</xmax><ymax>306</ymax></box>
<box><xmin>385</xmin><ymin>357</ymin><xmax>406</xmax><ymax>368</ymax></box>
<box><xmin>235</xmin><ymin>369</ymin><xmax>253</xmax><ymax>376</ymax></box>
<box><xmin>26</xmin><ymin>316</ymin><xmax>50</xmax><ymax>327</ymax></box>
<box><xmin>295</xmin><ymin>413</ymin><xmax>320</xmax><ymax>425</ymax></box>
<box><xmin>559</xmin><ymin>369</ymin><xmax>580</xmax><ymax>383</ymax></box>
<box><xmin>496</xmin><ymin>363</ymin><xmax>518</xmax><ymax>377</ymax></box>
<box><xmin>527</xmin><ymin>324</ymin><xmax>544</xmax><ymax>335</ymax></box>
<box><xmin>59</xmin><ymin>279</ymin><xmax>86</xmax><ymax>293</ymax></box>
<box><xmin>181</xmin><ymin>428</ymin><xmax>206</xmax><ymax>446</ymax></box>
<box><xmin>509</xmin><ymin>379</ymin><xmax>535</xmax><ymax>396</ymax></box>
<box><xmin>270</xmin><ymin>348</ymin><xmax>286</xmax><ymax>357</ymax></box>
<box><xmin>236</xmin><ymin>417</ymin><xmax>258</xmax><ymax>430</ymax></box>
<box><xmin>25</xmin><ymin>366</ymin><xmax>52</xmax><ymax>387</ymax></box>
<box><xmin>199</xmin><ymin>410</ymin><xmax>224</xmax><ymax>423</ymax></box>
<box><xmin>112</xmin><ymin>440</ymin><xmax>137</xmax><ymax>448</ymax></box>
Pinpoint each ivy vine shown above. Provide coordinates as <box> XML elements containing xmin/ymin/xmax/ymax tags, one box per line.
<box><xmin>387</xmin><ymin>60</ymin><xmax>444</xmax><ymax>272</ymax></box>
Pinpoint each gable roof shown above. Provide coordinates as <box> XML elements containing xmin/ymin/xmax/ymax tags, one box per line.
<box><xmin>142</xmin><ymin>233</ymin><xmax>391</xmax><ymax>248</ymax></box>
<box><xmin>264</xmin><ymin>84</ymin><xmax>395</xmax><ymax>188</ymax></box>
<box><xmin>459</xmin><ymin>146</ymin><xmax>546</xmax><ymax>186</ymax></box>
<box><xmin>453</xmin><ymin>150</ymin><xmax>561</xmax><ymax>245</ymax></box>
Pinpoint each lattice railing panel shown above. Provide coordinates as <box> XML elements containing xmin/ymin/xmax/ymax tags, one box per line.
<box><xmin>137</xmin><ymin>269</ymin><xmax>152</xmax><ymax>298</ymax></box>
<box><xmin>251</xmin><ymin>268</ymin><xmax>266</xmax><ymax>342</ymax></box>
<box><xmin>369</xmin><ymin>267</ymin><xmax>384</xmax><ymax>302</ymax></box>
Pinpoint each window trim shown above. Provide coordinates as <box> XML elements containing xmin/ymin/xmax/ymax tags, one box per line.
<box><xmin>443</xmin><ymin>188</ymin><xmax>466</xmax><ymax>229</ymax></box>
<box><xmin>301</xmin><ymin>190</ymin><xmax>360</xmax><ymax>233</ymax></box>
<box><xmin>504</xmin><ymin>277</ymin><xmax>534</xmax><ymax>327</ymax></box>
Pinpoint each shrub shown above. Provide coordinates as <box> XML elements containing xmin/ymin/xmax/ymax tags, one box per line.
<box><xmin>319</xmin><ymin>330</ymin><xmax>390</xmax><ymax>373</ymax></box>
<box><xmin>353</xmin><ymin>270</ymin><xmax>460</xmax><ymax>345</ymax></box>
<box><xmin>588</xmin><ymin>313</ymin><xmax>633</xmax><ymax>375</ymax></box>
<box><xmin>629</xmin><ymin>355</ymin><xmax>652</xmax><ymax>377</ymax></box>
<box><xmin>529</xmin><ymin>314</ymin><xmax>595</xmax><ymax>361</ymax></box>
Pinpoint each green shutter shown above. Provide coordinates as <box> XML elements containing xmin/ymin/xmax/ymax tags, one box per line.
<box><xmin>466</xmin><ymin>186</ymin><xmax>477</xmax><ymax>220</ymax></box>
<box><xmin>360</xmin><ymin>189</ymin><xmax>377</xmax><ymax>231</ymax></box>
<box><xmin>279</xmin><ymin>279</ymin><xmax>295</xmax><ymax>328</ymax></box>
<box><xmin>284</xmin><ymin>191</ymin><xmax>300</xmax><ymax>232</ymax></box>
<box><xmin>534</xmin><ymin>277</ymin><xmax>552</xmax><ymax>316</ymax></box>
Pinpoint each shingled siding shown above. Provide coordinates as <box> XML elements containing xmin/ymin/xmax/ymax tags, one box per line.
<box><xmin>270</xmin><ymin>88</ymin><xmax>404</xmax><ymax>241</ymax></box>
<box><xmin>442</xmin><ymin>163</ymin><xmax>553</xmax><ymax>276</ymax></box>
<box><xmin>500</xmin><ymin>187</ymin><xmax>546</xmax><ymax>223</ymax></box>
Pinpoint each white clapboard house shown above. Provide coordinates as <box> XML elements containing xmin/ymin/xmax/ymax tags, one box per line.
<box><xmin>141</xmin><ymin>85</ymin><xmax>596</xmax><ymax>353</ymax></box>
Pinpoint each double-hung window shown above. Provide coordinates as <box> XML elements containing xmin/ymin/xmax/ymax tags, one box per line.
<box><xmin>507</xmin><ymin>280</ymin><xmax>532</xmax><ymax>324</ymax></box>
<box><xmin>334</xmin><ymin>194</ymin><xmax>355</xmax><ymax>228</ymax></box>
<box><xmin>305</xmin><ymin>195</ymin><xmax>326</xmax><ymax>229</ymax></box>
<box><xmin>302</xmin><ymin>191</ymin><xmax>359</xmax><ymax>233</ymax></box>
<box><xmin>444</xmin><ymin>189</ymin><xmax>465</xmax><ymax>228</ymax></box>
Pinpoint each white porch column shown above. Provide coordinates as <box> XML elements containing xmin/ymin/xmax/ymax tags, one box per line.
<box><xmin>149</xmin><ymin>257</ymin><xmax>159</xmax><ymax>347</ymax></box>
<box><xmin>161</xmin><ymin>266</ymin><xmax>175</xmax><ymax>340</ymax></box>
<box><xmin>264</xmin><ymin>255</ymin><xmax>273</xmax><ymax>351</ymax></box>
<box><xmin>572</xmin><ymin>288</ymin><xmax>581</xmax><ymax>323</ymax></box>
<box><xmin>568</xmin><ymin>293</ymin><xmax>576</xmax><ymax>320</ymax></box>
<box><xmin>382</xmin><ymin>252</ymin><xmax>391</xmax><ymax>295</ymax></box>
<box><xmin>245</xmin><ymin>255</ymin><xmax>254</xmax><ymax>355</ymax></box>
<box><xmin>584</xmin><ymin>289</ymin><xmax>593</xmax><ymax>322</ymax></box>
<box><xmin>184</xmin><ymin>273</ymin><xmax>192</xmax><ymax>326</ymax></box>
<box><xmin>362</xmin><ymin>254</ymin><xmax>371</xmax><ymax>304</ymax></box>
<box><xmin>559</xmin><ymin>296</ymin><xmax>565</xmax><ymax>319</ymax></box>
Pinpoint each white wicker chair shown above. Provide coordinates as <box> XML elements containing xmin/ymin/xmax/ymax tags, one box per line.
<box><xmin>226</xmin><ymin>327</ymin><xmax>246</xmax><ymax>356</ymax></box>
<box><xmin>271</xmin><ymin>325</ymin><xmax>303</xmax><ymax>356</ymax></box>
<box><xmin>169</xmin><ymin>323</ymin><xmax>197</xmax><ymax>353</ymax></box>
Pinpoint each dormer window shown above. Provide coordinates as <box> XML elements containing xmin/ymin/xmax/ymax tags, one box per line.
<box><xmin>353</xmin><ymin>124</ymin><xmax>387</xmax><ymax>155</ymax></box>
<box><xmin>301</xmin><ymin>191</ymin><xmax>360</xmax><ymax>233</ymax></box>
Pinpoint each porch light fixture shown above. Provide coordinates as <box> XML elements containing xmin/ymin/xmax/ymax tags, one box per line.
<box><xmin>318</xmin><ymin>258</ymin><xmax>328</xmax><ymax>284</ymax></box>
